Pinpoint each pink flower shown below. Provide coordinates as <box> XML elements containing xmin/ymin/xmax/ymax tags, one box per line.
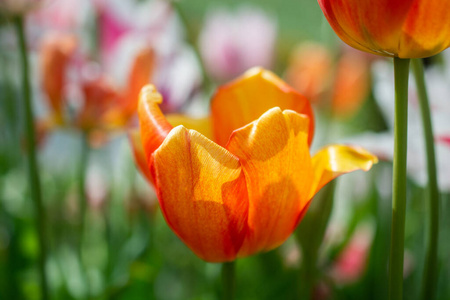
<box><xmin>199</xmin><ymin>6</ymin><xmax>277</xmax><ymax>82</ymax></box>
<box><xmin>95</xmin><ymin>0</ymin><xmax>176</xmax><ymax>66</ymax></box>
<box><xmin>329</xmin><ymin>224</ymin><xmax>374</xmax><ymax>285</ymax></box>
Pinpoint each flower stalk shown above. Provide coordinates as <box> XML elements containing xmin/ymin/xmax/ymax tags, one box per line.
<box><xmin>222</xmin><ymin>261</ymin><xmax>236</xmax><ymax>300</ymax></box>
<box><xmin>411</xmin><ymin>58</ymin><xmax>440</xmax><ymax>300</ymax></box>
<box><xmin>14</xmin><ymin>15</ymin><xmax>49</xmax><ymax>300</ymax></box>
<box><xmin>388</xmin><ymin>57</ymin><xmax>410</xmax><ymax>300</ymax></box>
<box><xmin>78</xmin><ymin>132</ymin><xmax>90</xmax><ymax>298</ymax></box>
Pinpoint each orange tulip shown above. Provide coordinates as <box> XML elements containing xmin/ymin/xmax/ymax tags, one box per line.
<box><xmin>40</xmin><ymin>34</ymin><xmax>155</xmax><ymax>132</ymax></box>
<box><xmin>331</xmin><ymin>50</ymin><xmax>370</xmax><ymax>118</ymax></box>
<box><xmin>318</xmin><ymin>0</ymin><xmax>450</xmax><ymax>58</ymax></box>
<box><xmin>103</xmin><ymin>46</ymin><xmax>156</xmax><ymax>127</ymax></box>
<box><xmin>286</xmin><ymin>43</ymin><xmax>370</xmax><ymax>118</ymax></box>
<box><xmin>40</xmin><ymin>33</ymin><xmax>77</xmax><ymax>124</ymax></box>
<box><xmin>77</xmin><ymin>77</ymin><xmax>119</xmax><ymax>131</ymax></box>
<box><xmin>285</xmin><ymin>43</ymin><xmax>333</xmax><ymax>104</ymax></box>
<box><xmin>134</xmin><ymin>68</ymin><xmax>377</xmax><ymax>262</ymax></box>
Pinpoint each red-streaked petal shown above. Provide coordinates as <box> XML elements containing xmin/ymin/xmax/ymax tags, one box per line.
<box><xmin>138</xmin><ymin>85</ymin><xmax>173</xmax><ymax>161</ymax></box>
<box><xmin>151</xmin><ymin>126</ymin><xmax>249</xmax><ymax>262</ymax></box>
<box><xmin>400</xmin><ymin>0</ymin><xmax>450</xmax><ymax>58</ymax></box>
<box><xmin>318</xmin><ymin>0</ymin><xmax>414</xmax><ymax>56</ymax></box>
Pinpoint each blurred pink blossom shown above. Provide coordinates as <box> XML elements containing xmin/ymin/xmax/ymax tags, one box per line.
<box><xmin>199</xmin><ymin>6</ymin><xmax>277</xmax><ymax>82</ymax></box>
<box><xmin>85</xmin><ymin>165</ymin><xmax>109</xmax><ymax>210</ymax></box>
<box><xmin>101</xmin><ymin>0</ymin><xmax>201</xmax><ymax>113</ymax></box>
<box><xmin>329</xmin><ymin>224</ymin><xmax>374</xmax><ymax>285</ymax></box>
<box><xmin>95</xmin><ymin>0</ymin><xmax>177</xmax><ymax>65</ymax></box>
<box><xmin>37</xmin><ymin>0</ymin><xmax>201</xmax><ymax>127</ymax></box>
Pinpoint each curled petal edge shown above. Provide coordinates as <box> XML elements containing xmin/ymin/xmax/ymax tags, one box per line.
<box><xmin>310</xmin><ymin>144</ymin><xmax>378</xmax><ymax>199</ymax></box>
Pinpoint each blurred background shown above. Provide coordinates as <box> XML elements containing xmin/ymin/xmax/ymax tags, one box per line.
<box><xmin>0</xmin><ymin>0</ymin><xmax>449</xmax><ymax>299</ymax></box>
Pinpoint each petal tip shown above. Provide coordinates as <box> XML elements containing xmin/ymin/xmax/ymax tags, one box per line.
<box><xmin>348</xmin><ymin>145</ymin><xmax>379</xmax><ymax>170</ymax></box>
<box><xmin>140</xmin><ymin>84</ymin><xmax>163</xmax><ymax>105</ymax></box>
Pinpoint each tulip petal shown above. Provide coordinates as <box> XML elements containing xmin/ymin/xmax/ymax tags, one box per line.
<box><xmin>124</xmin><ymin>47</ymin><xmax>155</xmax><ymax>117</ymax></box>
<box><xmin>166</xmin><ymin>114</ymin><xmax>213</xmax><ymax>140</ymax></box>
<box><xmin>225</xmin><ymin>107</ymin><xmax>314</xmax><ymax>257</ymax></box>
<box><xmin>400</xmin><ymin>0</ymin><xmax>450</xmax><ymax>58</ymax></box>
<box><xmin>211</xmin><ymin>68</ymin><xmax>314</xmax><ymax>147</ymax></box>
<box><xmin>318</xmin><ymin>0</ymin><xmax>414</xmax><ymax>56</ymax></box>
<box><xmin>152</xmin><ymin>126</ymin><xmax>249</xmax><ymax>262</ymax></box>
<box><xmin>310</xmin><ymin>145</ymin><xmax>378</xmax><ymax>198</ymax></box>
<box><xmin>138</xmin><ymin>85</ymin><xmax>173</xmax><ymax>160</ymax></box>
<box><xmin>40</xmin><ymin>34</ymin><xmax>77</xmax><ymax>123</ymax></box>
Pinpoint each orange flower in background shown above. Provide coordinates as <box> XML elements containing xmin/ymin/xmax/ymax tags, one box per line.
<box><xmin>132</xmin><ymin>68</ymin><xmax>378</xmax><ymax>262</ymax></box>
<box><xmin>103</xmin><ymin>47</ymin><xmax>156</xmax><ymax>128</ymax></box>
<box><xmin>331</xmin><ymin>50</ymin><xmax>370</xmax><ymax>118</ymax></box>
<box><xmin>285</xmin><ymin>43</ymin><xmax>333</xmax><ymax>104</ymax></box>
<box><xmin>318</xmin><ymin>0</ymin><xmax>450</xmax><ymax>58</ymax></box>
<box><xmin>39</xmin><ymin>33</ymin><xmax>155</xmax><ymax>133</ymax></box>
<box><xmin>77</xmin><ymin>76</ymin><xmax>119</xmax><ymax>131</ymax></box>
<box><xmin>286</xmin><ymin>43</ymin><xmax>370</xmax><ymax>118</ymax></box>
<box><xmin>40</xmin><ymin>33</ymin><xmax>77</xmax><ymax>124</ymax></box>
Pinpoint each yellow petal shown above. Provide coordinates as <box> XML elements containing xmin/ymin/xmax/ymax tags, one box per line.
<box><xmin>166</xmin><ymin>114</ymin><xmax>213</xmax><ymax>140</ymax></box>
<box><xmin>211</xmin><ymin>67</ymin><xmax>314</xmax><ymax>147</ymax></box>
<box><xmin>310</xmin><ymin>144</ymin><xmax>378</xmax><ymax>198</ymax></box>
<box><xmin>225</xmin><ymin>107</ymin><xmax>314</xmax><ymax>257</ymax></box>
<box><xmin>152</xmin><ymin>126</ymin><xmax>249</xmax><ymax>262</ymax></box>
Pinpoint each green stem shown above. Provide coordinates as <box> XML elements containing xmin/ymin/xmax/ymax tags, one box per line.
<box><xmin>388</xmin><ymin>57</ymin><xmax>410</xmax><ymax>300</ymax></box>
<box><xmin>78</xmin><ymin>132</ymin><xmax>90</xmax><ymax>298</ymax></box>
<box><xmin>14</xmin><ymin>16</ymin><xmax>49</xmax><ymax>300</ymax></box>
<box><xmin>411</xmin><ymin>59</ymin><xmax>440</xmax><ymax>300</ymax></box>
<box><xmin>222</xmin><ymin>261</ymin><xmax>236</xmax><ymax>300</ymax></box>
<box><xmin>78</xmin><ymin>132</ymin><xmax>89</xmax><ymax>241</ymax></box>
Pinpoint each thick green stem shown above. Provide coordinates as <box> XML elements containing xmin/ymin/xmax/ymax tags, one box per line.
<box><xmin>388</xmin><ymin>57</ymin><xmax>410</xmax><ymax>300</ymax></box>
<box><xmin>411</xmin><ymin>59</ymin><xmax>440</xmax><ymax>300</ymax></box>
<box><xmin>14</xmin><ymin>16</ymin><xmax>49</xmax><ymax>300</ymax></box>
<box><xmin>222</xmin><ymin>261</ymin><xmax>236</xmax><ymax>300</ymax></box>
